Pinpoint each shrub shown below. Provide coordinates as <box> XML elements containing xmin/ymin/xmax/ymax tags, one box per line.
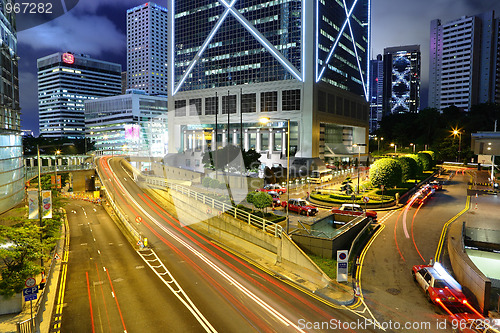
<box><xmin>420</xmin><ymin>150</ymin><xmax>436</xmax><ymax>166</ymax></box>
<box><xmin>246</xmin><ymin>191</ymin><xmax>256</xmax><ymax>204</ymax></box>
<box><xmin>252</xmin><ymin>192</ymin><xmax>273</xmax><ymax>212</ymax></box>
<box><xmin>369</xmin><ymin>158</ymin><xmax>403</xmax><ymax>188</ymax></box>
<box><xmin>417</xmin><ymin>152</ymin><xmax>432</xmax><ymax>171</ymax></box>
<box><xmin>398</xmin><ymin>156</ymin><xmax>418</xmax><ymax>181</ymax></box>
<box><xmin>202</xmin><ymin>177</ymin><xmax>211</xmax><ymax>188</ymax></box>
<box><xmin>406</xmin><ymin>154</ymin><xmax>423</xmax><ymax>174</ymax></box>
<box><xmin>209</xmin><ymin>178</ymin><xmax>220</xmax><ymax>189</ymax></box>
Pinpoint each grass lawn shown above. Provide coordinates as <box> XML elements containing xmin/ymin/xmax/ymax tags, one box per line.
<box><xmin>308</xmin><ymin>254</ymin><xmax>337</xmax><ymax>279</ymax></box>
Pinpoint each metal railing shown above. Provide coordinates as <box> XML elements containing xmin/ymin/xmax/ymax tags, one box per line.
<box><xmin>25</xmin><ymin>164</ymin><xmax>94</xmax><ymax>181</ymax></box>
<box><xmin>144</xmin><ymin>176</ymin><xmax>283</xmax><ymax>238</ymax></box>
<box><xmin>95</xmin><ymin>167</ymin><xmax>141</xmax><ymax>242</ymax></box>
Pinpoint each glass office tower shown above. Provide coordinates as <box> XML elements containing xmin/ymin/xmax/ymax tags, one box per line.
<box><xmin>168</xmin><ymin>0</ymin><xmax>370</xmax><ymax>168</ymax></box>
<box><xmin>0</xmin><ymin>0</ymin><xmax>23</xmax><ymax>214</ymax></box>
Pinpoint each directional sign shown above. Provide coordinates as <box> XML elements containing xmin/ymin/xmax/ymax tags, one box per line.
<box><xmin>24</xmin><ymin>294</ymin><xmax>37</xmax><ymax>302</ymax></box>
<box><xmin>23</xmin><ymin>286</ymin><xmax>38</xmax><ymax>296</ymax></box>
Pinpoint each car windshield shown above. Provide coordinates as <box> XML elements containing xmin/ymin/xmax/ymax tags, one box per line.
<box><xmin>434</xmin><ymin>279</ymin><xmax>447</xmax><ymax>288</ymax></box>
<box><xmin>297</xmin><ymin>200</ymin><xmax>307</xmax><ymax>206</ymax></box>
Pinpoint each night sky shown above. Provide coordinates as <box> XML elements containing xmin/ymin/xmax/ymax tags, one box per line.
<box><xmin>17</xmin><ymin>0</ymin><xmax>500</xmax><ymax>135</ymax></box>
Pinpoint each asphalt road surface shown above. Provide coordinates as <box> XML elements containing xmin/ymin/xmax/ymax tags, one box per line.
<box><xmin>94</xmin><ymin>156</ymin><xmax>382</xmax><ymax>332</ymax></box>
<box><xmin>359</xmin><ymin>170</ymin><xmax>472</xmax><ymax>332</ymax></box>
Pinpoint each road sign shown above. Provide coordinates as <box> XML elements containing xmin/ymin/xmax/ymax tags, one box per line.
<box><xmin>336</xmin><ymin>250</ymin><xmax>349</xmax><ymax>283</ymax></box>
<box><xmin>24</xmin><ymin>294</ymin><xmax>37</xmax><ymax>302</ymax></box>
<box><xmin>362</xmin><ymin>196</ymin><xmax>370</xmax><ymax>203</ymax></box>
<box><xmin>135</xmin><ymin>216</ymin><xmax>142</xmax><ymax>223</ymax></box>
<box><xmin>25</xmin><ymin>277</ymin><xmax>36</xmax><ymax>288</ymax></box>
<box><xmin>23</xmin><ymin>286</ymin><xmax>38</xmax><ymax>297</ymax></box>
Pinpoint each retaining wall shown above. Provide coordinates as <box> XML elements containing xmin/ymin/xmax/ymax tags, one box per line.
<box><xmin>448</xmin><ymin>221</ymin><xmax>491</xmax><ymax>315</ymax></box>
<box><xmin>148</xmin><ymin>188</ymin><xmax>330</xmax><ymax>287</ymax></box>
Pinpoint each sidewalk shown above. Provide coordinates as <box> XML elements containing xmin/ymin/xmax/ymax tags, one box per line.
<box><xmin>0</xmin><ymin>209</ymin><xmax>67</xmax><ymax>333</ymax></box>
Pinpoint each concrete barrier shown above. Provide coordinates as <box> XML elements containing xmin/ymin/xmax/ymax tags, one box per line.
<box><xmin>0</xmin><ymin>293</ymin><xmax>22</xmax><ymax>315</ymax></box>
<box><xmin>448</xmin><ymin>221</ymin><xmax>491</xmax><ymax>315</ymax></box>
<box><xmin>147</xmin><ymin>188</ymin><xmax>330</xmax><ymax>287</ymax></box>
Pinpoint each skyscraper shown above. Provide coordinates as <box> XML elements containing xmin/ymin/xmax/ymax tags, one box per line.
<box><xmin>37</xmin><ymin>52</ymin><xmax>122</xmax><ymax>139</ymax></box>
<box><xmin>127</xmin><ymin>2</ymin><xmax>168</xmax><ymax>96</ymax></box>
<box><xmin>369</xmin><ymin>54</ymin><xmax>384</xmax><ymax>132</ymax></box>
<box><xmin>494</xmin><ymin>19</ymin><xmax>500</xmax><ymax>104</ymax></box>
<box><xmin>383</xmin><ymin>45</ymin><xmax>420</xmax><ymax>115</ymax></box>
<box><xmin>429</xmin><ymin>12</ymin><xmax>498</xmax><ymax>112</ymax></box>
<box><xmin>167</xmin><ymin>0</ymin><xmax>370</xmax><ymax>168</ymax></box>
<box><xmin>85</xmin><ymin>90</ymin><xmax>168</xmax><ymax>156</ymax></box>
<box><xmin>0</xmin><ymin>0</ymin><xmax>22</xmax><ymax>214</ymax></box>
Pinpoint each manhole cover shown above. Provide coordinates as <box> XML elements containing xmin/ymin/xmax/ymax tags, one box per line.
<box><xmin>386</xmin><ymin>288</ymin><xmax>401</xmax><ymax>295</ymax></box>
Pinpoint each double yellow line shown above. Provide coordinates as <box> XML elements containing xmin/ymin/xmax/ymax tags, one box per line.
<box><xmin>434</xmin><ymin>172</ymin><xmax>473</xmax><ymax>262</ymax></box>
<box><xmin>52</xmin><ymin>209</ymin><xmax>71</xmax><ymax>332</ymax></box>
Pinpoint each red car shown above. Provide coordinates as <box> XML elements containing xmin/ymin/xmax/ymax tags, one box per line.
<box><xmin>412</xmin><ymin>264</ymin><xmax>467</xmax><ymax>306</ymax></box>
<box><xmin>256</xmin><ymin>184</ymin><xmax>287</xmax><ymax>195</ymax></box>
<box><xmin>430</xmin><ymin>180</ymin><xmax>443</xmax><ymax>191</ymax></box>
<box><xmin>282</xmin><ymin>199</ymin><xmax>318</xmax><ymax>216</ymax></box>
<box><xmin>331</xmin><ymin>204</ymin><xmax>377</xmax><ymax>220</ymax></box>
<box><xmin>412</xmin><ymin>185</ymin><xmax>434</xmax><ymax>206</ymax></box>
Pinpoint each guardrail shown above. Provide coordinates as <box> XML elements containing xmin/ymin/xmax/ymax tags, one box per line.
<box><xmin>95</xmin><ymin>166</ymin><xmax>141</xmax><ymax>242</ymax></box>
<box><xmin>144</xmin><ymin>176</ymin><xmax>283</xmax><ymax>238</ymax></box>
<box><xmin>25</xmin><ymin>164</ymin><xmax>94</xmax><ymax>181</ymax></box>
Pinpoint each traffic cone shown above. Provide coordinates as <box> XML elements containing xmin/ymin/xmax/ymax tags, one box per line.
<box><xmin>475</xmin><ymin>203</ymin><xmax>478</xmax><ymax>210</ymax></box>
<box><xmin>475</xmin><ymin>193</ymin><xmax>478</xmax><ymax>198</ymax></box>
<box><xmin>355</xmin><ymin>282</ymin><xmax>361</xmax><ymax>297</ymax></box>
<box><xmin>40</xmin><ymin>271</ymin><xmax>46</xmax><ymax>290</ymax></box>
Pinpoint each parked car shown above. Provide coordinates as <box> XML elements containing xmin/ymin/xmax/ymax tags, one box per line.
<box><xmin>331</xmin><ymin>203</ymin><xmax>377</xmax><ymax>220</ymax></box>
<box><xmin>282</xmin><ymin>199</ymin><xmax>318</xmax><ymax>216</ymax></box>
<box><xmin>256</xmin><ymin>184</ymin><xmax>287</xmax><ymax>195</ymax></box>
<box><xmin>412</xmin><ymin>264</ymin><xmax>467</xmax><ymax>306</ymax></box>
<box><xmin>267</xmin><ymin>191</ymin><xmax>282</xmax><ymax>207</ymax></box>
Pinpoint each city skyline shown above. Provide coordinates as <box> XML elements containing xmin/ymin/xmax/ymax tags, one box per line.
<box><xmin>16</xmin><ymin>0</ymin><xmax>500</xmax><ymax>135</ymax></box>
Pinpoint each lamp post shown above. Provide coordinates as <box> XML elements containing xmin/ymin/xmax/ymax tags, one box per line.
<box><xmin>377</xmin><ymin>137</ymin><xmax>383</xmax><ymax>154</ymax></box>
<box><xmin>410</xmin><ymin>143</ymin><xmax>415</xmax><ymax>153</ymax></box>
<box><xmin>260</xmin><ymin>116</ymin><xmax>290</xmax><ymax>234</ymax></box>
<box><xmin>452</xmin><ymin>129</ymin><xmax>462</xmax><ymax>162</ymax></box>
<box><xmin>390</xmin><ymin>143</ymin><xmax>397</xmax><ymax>155</ymax></box>
<box><xmin>54</xmin><ymin>150</ymin><xmax>61</xmax><ymax>190</ymax></box>
<box><xmin>353</xmin><ymin>144</ymin><xmax>366</xmax><ymax>194</ymax></box>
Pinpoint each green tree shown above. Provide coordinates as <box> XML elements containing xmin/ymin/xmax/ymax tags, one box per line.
<box><xmin>209</xmin><ymin>178</ymin><xmax>219</xmax><ymax>189</ymax></box>
<box><xmin>246</xmin><ymin>191</ymin><xmax>256</xmax><ymax>204</ymax></box>
<box><xmin>252</xmin><ymin>192</ymin><xmax>273</xmax><ymax>213</ymax></box>
<box><xmin>340</xmin><ymin>177</ymin><xmax>354</xmax><ymax>195</ymax></box>
<box><xmin>202</xmin><ymin>177</ymin><xmax>212</xmax><ymax>188</ymax></box>
<box><xmin>369</xmin><ymin>158</ymin><xmax>403</xmax><ymax>188</ymax></box>
<box><xmin>0</xmin><ymin>223</ymin><xmax>43</xmax><ymax>297</ymax></box>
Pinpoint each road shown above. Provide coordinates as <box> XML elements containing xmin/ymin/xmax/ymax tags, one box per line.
<box><xmin>55</xmin><ymin>199</ymin><xmax>203</xmax><ymax>332</ymax></box>
<box><xmin>96</xmin><ymin>156</ymin><xmax>380</xmax><ymax>332</ymax></box>
<box><xmin>359</xmin><ymin>170</ymin><xmax>471</xmax><ymax>332</ymax></box>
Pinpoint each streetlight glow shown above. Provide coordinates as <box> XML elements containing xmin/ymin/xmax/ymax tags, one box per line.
<box><xmin>259</xmin><ymin>117</ymin><xmax>271</xmax><ymax>124</ymax></box>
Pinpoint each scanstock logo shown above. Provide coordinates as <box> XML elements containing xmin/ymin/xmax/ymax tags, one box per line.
<box><xmin>6</xmin><ymin>0</ymin><xmax>79</xmax><ymax>32</ymax></box>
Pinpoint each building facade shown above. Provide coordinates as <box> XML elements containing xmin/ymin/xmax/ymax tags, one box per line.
<box><xmin>495</xmin><ymin>19</ymin><xmax>500</xmax><ymax>104</ymax></box>
<box><xmin>369</xmin><ymin>54</ymin><xmax>383</xmax><ymax>132</ymax></box>
<box><xmin>127</xmin><ymin>2</ymin><xmax>168</xmax><ymax>96</ymax></box>
<box><xmin>0</xmin><ymin>0</ymin><xmax>23</xmax><ymax>214</ymax></box>
<box><xmin>429</xmin><ymin>12</ymin><xmax>499</xmax><ymax>112</ymax></box>
<box><xmin>167</xmin><ymin>0</ymin><xmax>370</xmax><ymax>171</ymax></box>
<box><xmin>37</xmin><ymin>52</ymin><xmax>122</xmax><ymax>139</ymax></box>
<box><xmin>85</xmin><ymin>90</ymin><xmax>168</xmax><ymax>156</ymax></box>
<box><xmin>383</xmin><ymin>45</ymin><xmax>420</xmax><ymax>115</ymax></box>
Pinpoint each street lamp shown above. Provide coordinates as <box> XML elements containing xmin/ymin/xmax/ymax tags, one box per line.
<box><xmin>353</xmin><ymin>144</ymin><xmax>366</xmax><ymax>194</ymax></box>
<box><xmin>390</xmin><ymin>143</ymin><xmax>397</xmax><ymax>155</ymax></box>
<box><xmin>54</xmin><ymin>150</ymin><xmax>61</xmax><ymax>190</ymax></box>
<box><xmin>377</xmin><ymin>137</ymin><xmax>383</xmax><ymax>154</ymax></box>
<box><xmin>452</xmin><ymin>128</ymin><xmax>462</xmax><ymax>162</ymax></box>
<box><xmin>260</xmin><ymin>116</ymin><xmax>290</xmax><ymax>234</ymax></box>
<box><xmin>410</xmin><ymin>143</ymin><xmax>415</xmax><ymax>153</ymax></box>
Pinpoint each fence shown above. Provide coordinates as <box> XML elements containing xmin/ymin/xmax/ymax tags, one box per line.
<box><xmin>144</xmin><ymin>176</ymin><xmax>283</xmax><ymax>238</ymax></box>
<box><xmin>95</xmin><ymin>167</ymin><xmax>142</xmax><ymax>242</ymax></box>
